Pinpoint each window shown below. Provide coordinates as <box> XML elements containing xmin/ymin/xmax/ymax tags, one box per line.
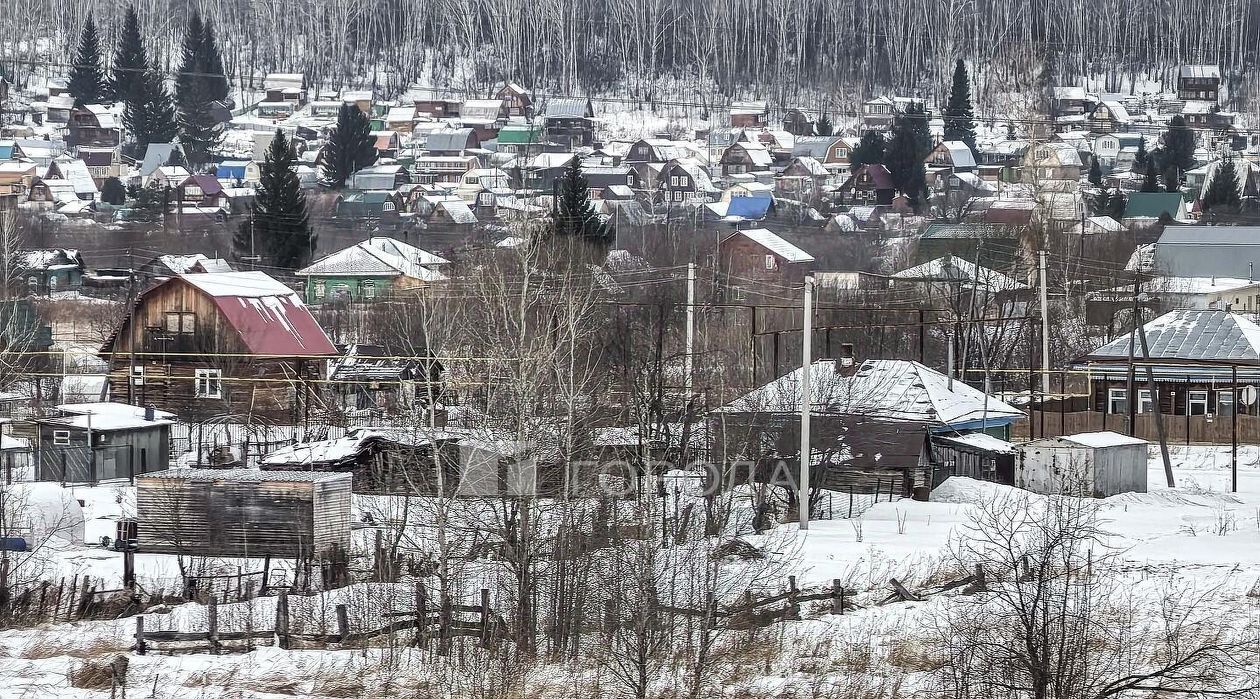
<box><xmin>52</xmin><ymin>430</ymin><xmax>70</xmax><ymax>446</ymax></box>
<box><xmin>131</xmin><ymin>366</ymin><xmax>144</xmax><ymax>386</ymax></box>
<box><xmin>680</xmin><ymin>177</ymin><xmax>690</xmax><ymax>187</ymax></box>
<box><xmin>1188</xmin><ymin>390</ymin><xmax>1209</xmax><ymax>416</ymax></box>
<box><xmin>166</xmin><ymin>312</ymin><xmax>195</xmax><ymax>334</ymax></box>
<box><xmin>1218</xmin><ymin>389</ymin><xmax>1236</xmax><ymax>416</ymax></box>
<box><xmin>764</xmin><ymin>255</ymin><xmax>777</xmax><ymax>270</ymax></box>
<box><xmin>1108</xmin><ymin>388</ymin><xmax>1128</xmax><ymax>414</ymax></box>
<box><xmin>314</xmin><ymin>280</ymin><xmax>326</xmax><ymax>298</ymax></box>
<box><xmin>26</xmin><ymin>276</ymin><xmax>36</xmax><ymax>290</ymax></box>
<box><xmin>194</xmin><ymin>368</ymin><xmax>222</xmax><ymax>399</ymax></box>
<box><xmin>670</xmin><ymin>176</ymin><xmax>679</xmax><ymax>187</ymax></box>
<box><xmin>382</xmin><ymin>201</ymin><xmax>395</xmax><ymax>212</ymax></box>
<box><xmin>626</xmin><ymin>174</ymin><xmax>634</xmax><ymax>185</ymax></box>
<box><xmin>362</xmin><ymin>280</ymin><xmax>376</xmax><ymax>299</ymax></box>
<box><xmin>184</xmin><ymin>185</ymin><xmax>202</xmax><ymax>197</ymax></box>
<box><xmin>1138</xmin><ymin>389</ymin><xmax>1156</xmax><ymax>414</ymax></box>
<box><xmin>835</xmin><ymin>147</ymin><xmax>848</xmax><ymax>158</ymax></box>
<box><xmin>1035</xmin><ymin>148</ymin><xmax>1050</xmax><ymax>162</ymax></box>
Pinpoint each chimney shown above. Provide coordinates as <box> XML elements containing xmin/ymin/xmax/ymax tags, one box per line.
<box><xmin>144</xmin><ymin>404</ymin><xmax>155</xmax><ymax>421</ymax></box>
<box><xmin>835</xmin><ymin>343</ymin><xmax>858</xmax><ymax>376</ymax></box>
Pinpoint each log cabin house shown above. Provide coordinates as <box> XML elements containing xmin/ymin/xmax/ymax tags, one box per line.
<box><xmin>100</xmin><ymin>272</ymin><xmax>338</xmax><ymax>424</ymax></box>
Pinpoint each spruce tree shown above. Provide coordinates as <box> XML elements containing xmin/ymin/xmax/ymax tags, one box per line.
<box><xmin>1140</xmin><ymin>160</ymin><xmax>1162</xmax><ymax>193</ymax></box>
<box><xmin>884</xmin><ymin>109</ymin><xmax>929</xmax><ymax>206</ymax></box>
<box><xmin>100</xmin><ymin>177</ymin><xmax>126</xmax><ymax>205</ymax></box>
<box><xmin>175</xmin><ymin>10</ymin><xmax>223</xmax><ymax>167</ymax></box>
<box><xmin>1088</xmin><ymin>158</ymin><xmax>1103</xmax><ymax>187</ymax></box>
<box><xmin>174</xmin><ymin>10</ymin><xmax>205</xmax><ymax>100</ymax></box>
<box><xmin>127</xmin><ymin>180</ymin><xmax>168</xmax><ymax>222</ymax></box>
<box><xmin>200</xmin><ymin>18</ymin><xmax>230</xmax><ymax>103</ymax></box>
<box><xmin>943</xmin><ymin>59</ymin><xmax>977</xmax><ymax>155</ymax></box>
<box><xmin>850</xmin><ymin>131</ymin><xmax>885</xmax><ymax>169</ymax></box>
<box><xmin>1161</xmin><ymin>114</ymin><xmax>1197</xmax><ymax>185</ymax></box>
<box><xmin>322</xmin><ymin>103</ymin><xmax>377</xmax><ymax>188</ymax></box>
<box><xmin>234</xmin><ymin>130</ymin><xmax>315</xmax><ymax>269</ymax></box>
<box><xmin>110</xmin><ymin>5</ymin><xmax>147</xmax><ymax>103</ymax></box>
<box><xmin>1201</xmin><ymin>156</ymin><xmax>1241</xmax><ymax>214</ymax></box>
<box><xmin>68</xmin><ymin>16</ymin><xmax>106</xmax><ymax>107</ymax></box>
<box><xmin>1133</xmin><ymin>139</ymin><xmax>1149</xmax><ymax>172</ymax></box>
<box><xmin>1093</xmin><ymin>187</ymin><xmax>1111</xmax><ymax>216</ymax></box>
<box><xmin>814</xmin><ymin>114</ymin><xmax>833</xmax><ymax>136</ymax></box>
<box><xmin>553</xmin><ymin>157</ymin><xmax>610</xmax><ymax>244</ymax></box>
<box><xmin>125</xmin><ymin>70</ymin><xmax>178</xmax><ymax>148</ymax></box>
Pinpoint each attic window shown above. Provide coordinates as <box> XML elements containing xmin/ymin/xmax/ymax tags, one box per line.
<box><xmin>52</xmin><ymin>430</ymin><xmax>70</xmax><ymax>446</ymax></box>
<box><xmin>166</xmin><ymin>312</ymin><xmax>195</xmax><ymax>334</ymax></box>
<box><xmin>382</xmin><ymin>201</ymin><xmax>395</xmax><ymax>212</ymax></box>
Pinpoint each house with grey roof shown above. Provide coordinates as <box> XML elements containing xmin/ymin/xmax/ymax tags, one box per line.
<box><xmin>296</xmin><ymin>237</ymin><xmax>448</xmax><ymax>303</ymax></box>
<box><xmin>791</xmin><ymin>136</ymin><xmax>852</xmax><ymax>172</ymax></box>
<box><xmin>543</xmin><ymin>98</ymin><xmax>595</xmax><ymax>148</ymax></box>
<box><xmin>1151</xmin><ymin>225</ymin><xmax>1260</xmax><ymax>279</ymax></box>
<box><xmin>1076</xmin><ymin>309</ymin><xmax>1260</xmax><ymax>421</ymax></box>
<box><xmin>425</xmin><ymin>128</ymin><xmax>479</xmax><ymax>156</ymax></box>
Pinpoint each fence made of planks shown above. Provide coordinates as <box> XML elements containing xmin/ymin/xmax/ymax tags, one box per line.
<box><xmin>0</xmin><ymin>574</ymin><xmax>162</xmax><ymax>627</ymax></box>
<box><xmin>1013</xmin><ymin>410</ymin><xmax>1260</xmax><ymax>445</ymax></box>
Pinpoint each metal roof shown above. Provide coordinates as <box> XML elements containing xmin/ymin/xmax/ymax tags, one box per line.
<box><xmin>1079</xmin><ymin>309</ymin><xmax>1260</xmax><ymax>366</ymax></box>
<box><xmin>1157</xmin><ymin>225</ymin><xmax>1260</xmax><ymax>246</ymax></box>
<box><xmin>726</xmin><ymin>228</ymin><xmax>813</xmax><ymax>263</ymax></box>
<box><xmin>140</xmin><ymin>468</ymin><xmax>349</xmax><ymax>483</ymax></box>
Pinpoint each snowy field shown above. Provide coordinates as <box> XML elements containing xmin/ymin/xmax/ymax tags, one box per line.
<box><xmin>0</xmin><ymin>445</ymin><xmax>1257</xmax><ymax>697</ymax></box>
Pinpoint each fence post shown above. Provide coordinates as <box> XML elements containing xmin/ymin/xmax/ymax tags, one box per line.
<box><xmin>260</xmin><ymin>554</ymin><xmax>271</xmax><ymax>595</ymax></box>
<box><xmin>275</xmin><ymin>590</ymin><xmax>290</xmax><ymax>650</ymax></box>
<box><xmin>208</xmin><ymin>596</ymin><xmax>219</xmax><ymax>654</ymax></box>
<box><xmin>415</xmin><ymin>581</ymin><xmax>428</xmax><ymax>647</ymax></box>
<box><xmin>787</xmin><ymin>575</ymin><xmax>800</xmax><ymax>620</ymax></box>
<box><xmin>479</xmin><ymin>588</ymin><xmax>490</xmax><ymax>648</ymax></box>
<box><xmin>335</xmin><ymin>603</ymin><xmax>349</xmax><ymax>645</ymax></box>
<box><xmin>831</xmin><ymin>578</ymin><xmax>844</xmax><ymax>615</ymax></box>
<box><xmin>76</xmin><ymin>575</ymin><xmax>92</xmax><ymax>619</ymax></box>
<box><xmin>134</xmin><ymin>616</ymin><xmax>146</xmax><ymax>655</ymax></box>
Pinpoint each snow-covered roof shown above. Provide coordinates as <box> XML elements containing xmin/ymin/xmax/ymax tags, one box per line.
<box><xmin>939</xmin><ymin>141</ymin><xmax>977</xmax><ymax>169</ymax></box>
<box><xmin>42</xmin><ymin>402</ymin><xmax>175</xmax><ymax>431</ymax></box>
<box><xmin>1080</xmin><ymin>309</ymin><xmax>1260</xmax><ymax>365</ymax></box>
<box><xmin>725</xmin><ymin>228</ymin><xmax>813</xmax><ymax>263</ymax></box>
<box><xmin>717</xmin><ymin>359</ymin><xmax>1025</xmax><ymax>427</ymax></box>
<box><xmin>141</xmin><ymin>468</ymin><xmax>350</xmax><ymax>483</ymax></box>
<box><xmin>892</xmin><ymin>255</ymin><xmax>1027</xmax><ymax>292</ymax></box>
<box><xmin>1055</xmin><ymin>431</ymin><xmax>1148</xmax><ymax>448</ymax></box>
<box><xmin>297</xmin><ymin>238</ymin><xmax>448</xmax><ymax>281</ymax></box>
<box><xmin>181</xmin><ymin>271</ymin><xmax>295</xmax><ymax>298</ymax></box>
<box><xmin>936</xmin><ymin>432</ymin><xmax>1015</xmax><ymax>453</ymax></box>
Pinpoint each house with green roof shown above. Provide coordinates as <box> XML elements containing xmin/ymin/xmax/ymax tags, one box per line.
<box><xmin>1123</xmin><ymin>192</ymin><xmax>1187</xmax><ymax>222</ymax></box>
<box><xmin>295</xmin><ymin>237</ymin><xmax>449</xmax><ymax>303</ymax></box>
<box><xmin>496</xmin><ymin>124</ymin><xmax>545</xmax><ymax>155</ymax></box>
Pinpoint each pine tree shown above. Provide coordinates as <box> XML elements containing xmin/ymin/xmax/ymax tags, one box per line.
<box><xmin>1093</xmin><ymin>187</ymin><xmax>1111</xmax><ymax>216</ymax></box>
<box><xmin>322</xmin><ymin>103</ymin><xmax>377</xmax><ymax>188</ymax></box>
<box><xmin>100</xmin><ymin>177</ymin><xmax>126</xmax><ymax>205</ymax></box>
<box><xmin>814</xmin><ymin>114</ymin><xmax>833</xmax><ymax>136</ymax></box>
<box><xmin>234</xmin><ymin>130</ymin><xmax>315</xmax><ymax>269</ymax></box>
<box><xmin>1201</xmin><ymin>156</ymin><xmax>1242</xmax><ymax>214</ymax></box>
<box><xmin>850</xmin><ymin>131</ymin><xmax>885</xmax><ymax>169</ymax></box>
<box><xmin>1133</xmin><ymin>139</ymin><xmax>1149</xmax><ymax>172</ymax></box>
<box><xmin>943</xmin><ymin>59</ymin><xmax>977</xmax><ymax>155</ymax></box>
<box><xmin>553</xmin><ymin>157</ymin><xmax>611</xmax><ymax>244</ymax></box>
<box><xmin>1140</xmin><ymin>160</ymin><xmax>1162</xmax><ymax>193</ymax></box>
<box><xmin>127</xmin><ymin>180</ymin><xmax>168</xmax><ymax>222</ymax></box>
<box><xmin>884</xmin><ymin>109</ymin><xmax>929</xmax><ymax>206</ymax></box>
<box><xmin>1088</xmin><ymin>158</ymin><xmax>1103</xmax><ymax>187</ymax></box>
<box><xmin>68</xmin><ymin>16</ymin><xmax>106</xmax><ymax>107</ymax></box>
<box><xmin>175</xmin><ymin>10</ymin><xmax>222</xmax><ymax>168</ymax></box>
<box><xmin>109</xmin><ymin>5</ymin><xmax>147</xmax><ymax>103</ymax></box>
<box><xmin>1161</xmin><ymin>115</ymin><xmax>1197</xmax><ymax>185</ymax></box>
<box><xmin>1107</xmin><ymin>189</ymin><xmax>1127</xmax><ymax>218</ymax></box>
<box><xmin>125</xmin><ymin>70</ymin><xmax>178</xmax><ymax>148</ymax></box>
<box><xmin>200</xmin><ymin>18</ymin><xmax>229</xmax><ymax>104</ymax></box>
<box><xmin>174</xmin><ymin>10</ymin><xmax>205</xmax><ymax>100</ymax></box>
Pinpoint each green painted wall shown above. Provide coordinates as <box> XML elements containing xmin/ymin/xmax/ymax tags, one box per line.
<box><xmin>304</xmin><ymin>275</ymin><xmax>398</xmax><ymax>303</ymax></box>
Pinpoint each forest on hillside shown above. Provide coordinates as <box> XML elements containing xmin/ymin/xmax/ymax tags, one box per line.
<box><xmin>1</xmin><ymin>0</ymin><xmax>1257</xmax><ymax>115</ymax></box>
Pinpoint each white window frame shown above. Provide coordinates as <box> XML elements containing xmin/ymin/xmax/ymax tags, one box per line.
<box><xmin>1187</xmin><ymin>390</ymin><xmax>1209</xmax><ymax>416</ymax></box>
<box><xmin>1108</xmin><ymin>388</ymin><xmax>1128</xmax><ymax>414</ymax></box>
<box><xmin>764</xmin><ymin>255</ymin><xmax>777</xmax><ymax>271</ymax></box>
<box><xmin>1137</xmin><ymin>389</ymin><xmax>1155</xmax><ymax>414</ymax></box>
<box><xmin>314</xmin><ymin>279</ymin><xmax>326</xmax><ymax>298</ymax></box>
<box><xmin>194</xmin><ymin>368</ymin><xmax>223</xmax><ymax>399</ymax></box>
<box><xmin>131</xmin><ymin>365</ymin><xmax>144</xmax><ymax>386</ymax></box>
<box><xmin>52</xmin><ymin>430</ymin><xmax>70</xmax><ymax>446</ymax></box>
<box><xmin>1217</xmin><ymin>389</ymin><xmax>1236</xmax><ymax>416</ymax></box>
<box><xmin>362</xmin><ymin>280</ymin><xmax>376</xmax><ymax>299</ymax></box>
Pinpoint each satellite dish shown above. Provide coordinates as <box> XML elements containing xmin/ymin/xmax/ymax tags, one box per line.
<box><xmin>1241</xmin><ymin>386</ymin><xmax>1258</xmax><ymax>406</ymax></box>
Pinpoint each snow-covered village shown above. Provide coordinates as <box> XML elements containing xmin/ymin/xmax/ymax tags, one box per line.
<box><xmin>0</xmin><ymin>1</ymin><xmax>1259</xmax><ymax>697</ymax></box>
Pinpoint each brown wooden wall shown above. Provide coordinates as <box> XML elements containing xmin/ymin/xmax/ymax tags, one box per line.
<box><xmin>1013</xmin><ymin>410</ymin><xmax>1260</xmax><ymax>445</ymax></box>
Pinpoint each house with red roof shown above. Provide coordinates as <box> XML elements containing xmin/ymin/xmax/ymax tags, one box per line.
<box><xmin>101</xmin><ymin>271</ymin><xmax>337</xmax><ymax>423</ymax></box>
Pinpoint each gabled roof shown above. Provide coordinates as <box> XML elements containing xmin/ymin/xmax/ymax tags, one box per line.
<box><xmin>138</xmin><ymin>142</ymin><xmax>182</xmax><ymax>177</ymax></box>
<box><xmin>179</xmin><ymin>174</ymin><xmax>223</xmax><ymax>196</ymax></box>
<box><xmin>1179</xmin><ymin>65</ymin><xmax>1221</xmax><ymax>80</ymax></box>
<box><xmin>1079</xmin><ymin>309</ymin><xmax>1260</xmax><ymax>366</ymax></box>
<box><xmin>296</xmin><ymin>237</ymin><xmax>449</xmax><ymax>280</ymax></box>
<box><xmin>1124</xmin><ymin>192</ymin><xmax>1186</xmax><ymax>219</ymax></box>
<box><xmin>425</xmin><ymin>128</ymin><xmax>476</xmax><ymax>152</ymax></box>
<box><xmin>791</xmin><ymin>136</ymin><xmax>845</xmax><ymax>159</ymax></box>
<box><xmin>786</xmin><ymin>156</ymin><xmax>830</xmax><ymax>176</ymax></box>
<box><xmin>543</xmin><ymin>98</ymin><xmax>593</xmax><ymax>119</ymax></box>
<box><xmin>892</xmin><ymin>255</ymin><xmax>1027</xmax><ymax>292</ymax></box>
<box><xmin>139</xmin><ymin>272</ymin><xmax>336</xmax><ymax>357</ymax></box>
<box><xmin>939</xmin><ymin>141</ymin><xmax>977</xmax><ymax>168</ymax></box>
<box><xmin>723</xmin><ymin>228</ymin><xmax>813</xmax><ymax>263</ymax></box>
<box><xmin>839</xmin><ymin>163</ymin><xmax>894</xmax><ymax>190</ymax></box>
<box><xmin>716</xmin><ymin>359</ymin><xmax>1025</xmax><ymax>427</ymax></box>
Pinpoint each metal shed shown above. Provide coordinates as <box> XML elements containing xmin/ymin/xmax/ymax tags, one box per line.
<box><xmin>1015</xmin><ymin>432</ymin><xmax>1148</xmax><ymax>497</ymax></box>
<box><xmin>135</xmin><ymin>468</ymin><xmax>351</xmax><ymax>559</ymax></box>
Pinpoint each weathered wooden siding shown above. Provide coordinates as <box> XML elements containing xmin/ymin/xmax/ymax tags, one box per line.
<box><xmin>312</xmin><ymin>478</ymin><xmax>353</xmax><ymax>555</ymax></box>
<box><xmin>136</xmin><ymin>472</ymin><xmax>351</xmax><ymax>558</ymax></box>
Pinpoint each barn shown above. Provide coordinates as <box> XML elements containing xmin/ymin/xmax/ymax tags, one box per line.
<box><xmin>1015</xmin><ymin>432</ymin><xmax>1148</xmax><ymax>497</ymax></box>
<box><xmin>135</xmin><ymin>469</ymin><xmax>352</xmax><ymax>559</ymax></box>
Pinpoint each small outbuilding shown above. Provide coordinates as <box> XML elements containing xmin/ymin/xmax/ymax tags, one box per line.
<box><xmin>1015</xmin><ymin>431</ymin><xmax>1148</xmax><ymax>497</ymax></box>
<box><xmin>135</xmin><ymin>469</ymin><xmax>351</xmax><ymax>559</ymax></box>
<box><xmin>35</xmin><ymin>403</ymin><xmax>173</xmax><ymax>483</ymax></box>
<box><xmin>932</xmin><ymin>432</ymin><xmax>1016</xmax><ymax>486</ymax></box>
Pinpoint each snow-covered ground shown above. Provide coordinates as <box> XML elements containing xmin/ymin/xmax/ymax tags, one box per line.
<box><xmin>1</xmin><ymin>445</ymin><xmax>1257</xmax><ymax>697</ymax></box>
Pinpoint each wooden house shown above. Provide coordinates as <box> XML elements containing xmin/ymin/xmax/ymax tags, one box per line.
<box><xmin>35</xmin><ymin>403</ymin><xmax>172</xmax><ymax>483</ymax></box>
<box><xmin>174</xmin><ymin>175</ymin><xmax>226</xmax><ymax>208</ymax></box>
<box><xmin>414</xmin><ymin>98</ymin><xmax>461</xmax><ymax>119</ymax></box>
<box><xmin>1020</xmin><ymin>143</ymin><xmax>1083</xmax><ymax>189</ymax></box>
<box><xmin>1178</xmin><ymin>65</ymin><xmax>1221</xmax><ymax>104</ymax></box>
<box><xmin>729</xmin><ymin>101</ymin><xmax>768</xmax><ymax>128</ymax></box>
<box><xmin>263</xmin><ymin>73</ymin><xmax>308</xmax><ymax>105</ymax></box>
<box><xmin>791</xmin><ymin>136</ymin><xmax>851</xmax><ymax>173</ymax></box>
<box><xmin>135</xmin><ymin>469</ymin><xmax>351</xmax><ymax>558</ymax></box>
<box><xmin>424</xmin><ymin>128</ymin><xmax>479</xmax><ymax>156</ymax></box>
<box><xmin>325</xmin><ymin>344</ymin><xmax>445</xmax><ymax>415</ymax></box>
<box><xmin>18</xmin><ymin>248</ymin><xmax>84</xmax><ymax>294</ymax></box>
<box><xmin>1050</xmin><ymin>86</ymin><xmax>1096</xmax><ymax>127</ymax></box>
<box><xmin>100</xmin><ymin>272</ymin><xmax>337</xmax><ymax>423</ymax></box>
<box><xmin>460</xmin><ymin>99</ymin><xmax>508</xmax><ymax>140</ymax></box>
<box><xmin>836</xmin><ymin>164</ymin><xmax>895</xmax><ymax>205</ymax></box>
<box><xmin>924</xmin><ymin>141</ymin><xmax>977</xmax><ymax>172</ymax></box>
<box><xmin>718</xmin><ymin>228</ymin><xmax>814</xmax><ymax>296</ymax></box>
<box><xmin>720</xmin><ymin>140</ymin><xmax>773</xmax><ymax>176</ymax></box>
<box><xmin>543</xmin><ymin>98</ymin><xmax>595</xmax><ymax>148</ymax></box>
<box><xmin>495</xmin><ymin>82</ymin><xmax>533</xmax><ymax>116</ymax></box>
<box><xmin>659</xmin><ymin>159</ymin><xmax>718</xmax><ymax>204</ymax></box>
<box><xmin>78</xmin><ymin>147</ymin><xmax>120</xmax><ymax>185</ymax></box>
<box><xmin>781</xmin><ymin>108</ymin><xmax>814</xmax><ymax>136</ymax></box>
<box><xmin>261</xmin><ymin>428</ymin><xmax>458</xmax><ymax>494</ymax></box>
<box><xmin>495</xmin><ymin>124</ymin><xmax>544</xmax><ymax>155</ymax></box>
<box><xmin>66</xmin><ymin>105</ymin><xmax>120</xmax><ymax>149</ymax></box>
<box><xmin>861</xmin><ymin>97</ymin><xmax>897</xmax><ymax>130</ymax></box>
<box><xmin>296</xmin><ymin>237</ymin><xmax>448</xmax><ymax>303</ymax></box>
<box><xmin>931</xmin><ymin>433</ymin><xmax>1016</xmax><ymax>487</ymax></box>
<box><xmin>1088</xmin><ymin>101</ymin><xmax>1131</xmax><ymax>134</ymax></box>
<box><xmin>371</xmin><ymin>131</ymin><xmax>401</xmax><ymax>158</ymax></box>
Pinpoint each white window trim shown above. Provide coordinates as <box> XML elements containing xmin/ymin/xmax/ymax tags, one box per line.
<box><xmin>1107</xmin><ymin>388</ymin><xmax>1128</xmax><ymax>414</ymax></box>
<box><xmin>195</xmin><ymin>368</ymin><xmax>223</xmax><ymax>399</ymax></box>
<box><xmin>1137</xmin><ymin>389</ymin><xmax>1155</xmax><ymax>414</ymax></box>
<box><xmin>52</xmin><ymin>430</ymin><xmax>70</xmax><ymax>446</ymax></box>
<box><xmin>1187</xmin><ymin>390</ymin><xmax>1209</xmax><ymax>416</ymax></box>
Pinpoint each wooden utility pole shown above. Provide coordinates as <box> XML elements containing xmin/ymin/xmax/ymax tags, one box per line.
<box><xmin>798</xmin><ymin>276</ymin><xmax>814</xmax><ymax>531</ymax></box>
<box><xmin>1132</xmin><ymin>272</ymin><xmax>1174</xmax><ymax>488</ymax></box>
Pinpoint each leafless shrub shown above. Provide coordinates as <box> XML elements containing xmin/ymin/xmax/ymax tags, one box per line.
<box><xmin>68</xmin><ymin>659</ymin><xmax>115</xmax><ymax>690</ymax></box>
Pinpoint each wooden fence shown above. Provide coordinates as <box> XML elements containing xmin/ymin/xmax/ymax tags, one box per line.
<box><xmin>135</xmin><ymin>584</ymin><xmax>500</xmax><ymax>655</ymax></box>
<box><xmin>1013</xmin><ymin>410</ymin><xmax>1260</xmax><ymax>445</ymax></box>
<box><xmin>0</xmin><ymin>574</ymin><xmax>166</xmax><ymax>626</ymax></box>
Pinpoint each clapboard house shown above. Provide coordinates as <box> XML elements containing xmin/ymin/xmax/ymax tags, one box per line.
<box><xmin>100</xmin><ymin>272</ymin><xmax>338</xmax><ymax>423</ymax></box>
<box><xmin>135</xmin><ymin>469</ymin><xmax>351</xmax><ymax>559</ymax></box>
<box><xmin>35</xmin><ymin>403</ymin><xmax>173</xmax><ymax>483</ymax></box>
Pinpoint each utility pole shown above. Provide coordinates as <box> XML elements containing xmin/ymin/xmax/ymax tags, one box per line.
<box><xmin>799</xmin><ymin>276</ymin><xmax>814</xmax><ymax>531</ymax></box>
<box><xmin>1038</xmin><ymin>249</ymin><xmax>1050</xmax><ymax>396</ymax></box>
<box><xmin>684</xmin><ymin>262</ymin><xmax>696</xmax><ymax>398</ymax></box>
